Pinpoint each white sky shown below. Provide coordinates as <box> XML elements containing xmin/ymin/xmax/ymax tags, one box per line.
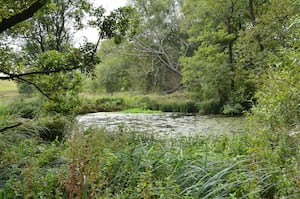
<box><xmin>74</xmin><ymin>0</ymin><xmax>128</xmax><ymax>45</ymax></box>
<box><xmin>93</xmin><ymin>0</ymin><xmax>128</xmax><ymax>12</ymax></box>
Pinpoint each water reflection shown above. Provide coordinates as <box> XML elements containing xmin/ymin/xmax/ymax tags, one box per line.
<box><xmin>77</xmin><ymin>112</ymin><xmax>245</xmax><ymax>136</ymax></box>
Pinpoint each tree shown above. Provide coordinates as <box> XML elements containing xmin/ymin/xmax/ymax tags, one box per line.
<box><xmin>249</xmin><ymin>9</ymin><xmax>300</xmax><ymax>129</ymax></box>
<box><xmin>86</xmin><ymin>0</ymin><xmax>187</xmax><ymax>93</ymax></box>
<box><xmin>180</xmin><ymin>0</ymin><xmax>298</xmax><ymax>114</ymax></box>
<box><xmin>126</xmin><ymin>0</ymin><xmax>188</xmax><ymax>92</ymax></box>
<box><xmin>180</xmin><ymin>0</ymin><xmax>245</xmax><ymax>113</ymax></box>
<box><xmin>0</xmin><ymin>0</ymin><xmax>135</xmax><ymax>112</ymax></box>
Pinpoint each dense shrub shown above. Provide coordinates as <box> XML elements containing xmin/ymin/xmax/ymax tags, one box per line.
<box><xmin>249</xmin><ymin>51</ymin><xmax>300</xmax><ymax>130</ymax></box>
<box><xmin>0</xmin><ymin>138</ymin><xmax>64</xmax><ymax>198</ymax></box>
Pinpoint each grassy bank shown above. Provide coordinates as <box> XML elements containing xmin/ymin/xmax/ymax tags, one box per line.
<box><xmin>77</xmin><ymin>92</ymin><xmax>200</xmax><ymax>114</ymax></box>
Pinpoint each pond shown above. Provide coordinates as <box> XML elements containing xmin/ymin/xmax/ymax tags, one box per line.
<box><xmin>77</xmin><ymin>112</ymin><xmax>246</xmax><ymax>137</ymax></box>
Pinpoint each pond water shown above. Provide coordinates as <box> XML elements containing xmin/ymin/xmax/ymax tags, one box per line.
<box><xmin>77</xmin><ymin>112</ymin><xmax>246</xmax><ymax>137</ymax></box>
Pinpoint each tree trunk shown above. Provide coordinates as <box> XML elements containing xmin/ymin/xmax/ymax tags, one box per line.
<box><xmin>249</xmin><ymin>0</ymin><xmax>264</xmax><ymax>51</ymax></box>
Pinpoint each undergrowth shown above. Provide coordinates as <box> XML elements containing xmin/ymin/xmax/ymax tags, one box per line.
<box><xmin>1</xmin><ymin>127</ymin><xmax>299</xmax><ymax>198</ymax></box>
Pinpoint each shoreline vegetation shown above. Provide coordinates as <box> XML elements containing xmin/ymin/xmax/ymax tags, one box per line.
<box><xmin>77</xmin><ymin>93</ymin><xmax>200</xmax><ymax>115</ymax></box>
<box><xmin>0</xmin><ymin>89</ymin><xmax>299</xmax><ymax>198</ymax></box>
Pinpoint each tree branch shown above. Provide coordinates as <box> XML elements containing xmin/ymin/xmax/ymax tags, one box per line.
<box><xmin>0</xmin><ymin>0</ymin><xmax>47</xmax><ymax>33</ymax></box>
<box><xmin>0</xmin><ymin>65</ymin><xmax>84</xmax><ymax>79</ymax></box>
<box><xmin>0</xmin><ymin>122</ymin><xmax>23</xmax><ymax>133</ymax></box>
<box><xmin>17</xmin><ymin>77</ymin><xmax>54</xmax><ymax>100</ymax></box>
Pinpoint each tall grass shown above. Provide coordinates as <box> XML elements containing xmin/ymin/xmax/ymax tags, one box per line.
<box><xmin>0</xmin><ymin>127</ymin><xmax>299</xmax><ymax>198</ymax></box>
<box><xmin>60</xmin><ymin>129</ymin><xmax>299</xmax><ymax>198</ymax></box>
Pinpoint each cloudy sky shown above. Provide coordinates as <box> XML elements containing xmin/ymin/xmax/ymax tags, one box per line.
<box><xmin>94</xmin><ymin>0</ymin><xmax>128</xmax><ymax>12</ymax></box>
<box><xmin>75</xmin><ymin>0</ymin><xmax>128</xmax><ymax>44</ymax></box>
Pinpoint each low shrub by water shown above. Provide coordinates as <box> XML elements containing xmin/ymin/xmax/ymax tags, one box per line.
<box><xmin>77</xmin><ymin>97</ymin><xmax>125</xmax><ymax>114</ymax></box>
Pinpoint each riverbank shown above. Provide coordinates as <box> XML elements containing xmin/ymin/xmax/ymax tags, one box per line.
<box><xmin>0</xmin><ymin>94</ymin><xmax>299</xmax><ymax>198</ymax></box>
<box><xmin>77</xmin><ymin>92</ymin><xmax>207</xmax><ymax>115</ymax></box>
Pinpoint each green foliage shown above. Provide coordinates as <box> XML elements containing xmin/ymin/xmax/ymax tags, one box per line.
<box><xmin>129</xmin><ymin>94</ymin><xmax>199</xmax><ymax>113</ymax></box>
<box><xmin>1</xmin><ymin>0</ymin><xmax>138</xmax><ymax>114</ymax></box>
<box><xmin>86</xmin><ymin>0</ymin><xmax>186</xmax><ymax>93</ymax></box>
<box><xmin>40</xmin><ymin>128</ymin><xmax>299</xmax><ymax>198</ymax></box>
<box><xmin>86</xmin><ymin>39</ymin><xmax>151</xmax><ymax>93</ymax></box>
<box><xmin>77</xmin><ymin>93</ymin><xmax>200</xmax><ymax>114</ymax></box>
<box><xmin>180</xmin><ymin>0</ymin><xmax>299</xmax><ymax>114</ymax></box>
<box><xmin>249</xmin><ymin>49</ymin><xmax>300</xmax><ymax>130</ymax></box>
<box><xmin>197</xmin><ymin>98</ymin><xmax>222</xmax><ymax>115</ymax></box>
<box><xmin>3</xmin><ymin>98</ymin><xmax>43</xmax><ymax>119</ymax></box>
<box><xmin>17</xmin><ymin>82</ymin><xmax>35</xmax><ymax>97</ymax></box>
<box><xmin>89</xmin><ymin>5</ymin><xmax>138</xmax><ymax>43</ymax></box>
<box><xmin>222</xmin><ymin>103</ymin><xmax>243</xmax><ymax>116</ymax></box>
<box><xmin>94</xmin><ymin>40</ymin><xmax>133</xmax><ymax>93</ymax></box>
<box><xmin>0</xmin><ymin>138</ymin><xmax>65</xmax><ymax>198</ymax></box>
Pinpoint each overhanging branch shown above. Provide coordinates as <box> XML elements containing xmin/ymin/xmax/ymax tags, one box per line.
<box><xmin>0</xmin><ymin>0</ymin><xmax>47</xmax><ymax>33</ymax></box>
<box><xmin>0</xmin><ymin>34</ymin><xmax>102</xmax><ymax>99</ymax></box>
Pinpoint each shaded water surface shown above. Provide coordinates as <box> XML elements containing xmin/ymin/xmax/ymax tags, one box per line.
<box><xmin>77</xmin><ymin>112</ymin><xmax>245</xmax><ymax>136</ymax></box>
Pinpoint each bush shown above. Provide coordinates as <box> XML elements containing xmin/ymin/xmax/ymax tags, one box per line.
<box><xmin>0</xmin><ymin>138</ymin><xmax>64</xmax><ymax>198</ymax></box>
<box><xmin>249</xmin><ymin>51</ymin><xmax>300</xmax><ymax>130</ymax></box>
<box><xmin>5</xmin><ymin>98</ymin><xmax>42</xmax><ymax>119</ymax></box>
<box><xmin>222</xmin><ymin>103</ymin><xmax>243</xmax><ymax>116</ymax></box>
<box><xmin>35</xmin><ymin>115</ymin><xmax>72</xmax><ymax>142</ymax></box>
<box><xmin>17</xmin><ymin>82</ymin><xmax>35</xmax><ymax>97</ymax></box>
<box><xmin>198</xmin><ymin>99</ymin><xmax>222</xmax><ymax>114</ymax></box>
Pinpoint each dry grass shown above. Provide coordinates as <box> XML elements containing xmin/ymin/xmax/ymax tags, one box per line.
<box><xmin>0</xmin><ymin>80</ymin><xmax>19</xmax><ymax>104</ymax></box>
<box><xmin>0</xmin><ymin>80</ymin><xmax>18</xmax><ymax>91</ymax></box>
